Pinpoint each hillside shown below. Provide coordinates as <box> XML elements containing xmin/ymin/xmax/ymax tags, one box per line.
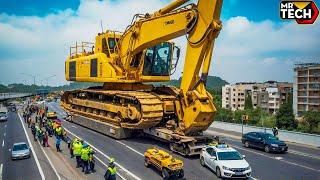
<box><xmin>154</xmin><ymin>76</ymin><xmax>229</xmax><ymax>91</ymax></box>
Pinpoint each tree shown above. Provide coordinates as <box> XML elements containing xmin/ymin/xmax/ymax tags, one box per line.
<box><xmin>244</xmin><ymin>92</ymin><xmax>253</xmax><ymax>110</ymax></box>
<box><xmin>275</xmin><ymin>100</ymin><xmax>296</xmax><ymax>129</ymax></box>
<box><xmin>214</xmin><ymin>108</ymin><xmax>233</xmax><ymax>122</ymax></box>
<box><xmin>303</xmin><ymin>111</ymin><xmax>320</xmax><ymax>133</ymax></box>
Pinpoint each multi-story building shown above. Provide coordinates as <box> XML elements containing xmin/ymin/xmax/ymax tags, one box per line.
<box><xmin>293</xmin><ymin>63</ymin><xmax>320</xmax><ymax>117</ymax></box>
<box><xmin>222</xmin><ymin>81</ymin><xmax>293</xmax><ymax>114</ymax></box>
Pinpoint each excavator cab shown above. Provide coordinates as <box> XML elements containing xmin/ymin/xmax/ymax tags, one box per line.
<box><xmin>143</xmin><ymin>42</ymin><xmax>172</xmax><ymax>76</ymax></box>
<box><xmin>140</xmin><ymin>42</ymin><xmax>180</xmax><ymax>82</ymax></box>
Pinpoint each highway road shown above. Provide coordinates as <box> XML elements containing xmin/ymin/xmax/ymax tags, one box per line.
<box><xmin>47</xmin><ymin>101</ymin><xmax>320</xmax><ymax>180</ymax></box>
<box><xmin>0</xmin><ymin>111</ymin><xmax>41</xmax><ymax>179</ymax></box>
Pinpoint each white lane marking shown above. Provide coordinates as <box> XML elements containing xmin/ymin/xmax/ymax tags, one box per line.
<box><xmin>116</xmin><ymin>141</ymin><xmax>144</xmax><ymax>156</ymax></box>
<box><xmin>93</xmin><ymin>154</ymin><xmax>126</xmax><ymax>180</ymax></box>
<box><xmin>71</xmin><ymin>125</ymin><xmax>77</xmax><ymax>129</ymax></box>
<box><xmin>275</xmin><ymin>157</ymin><xmax>283</xmax><ymax>160</ymax></box>
<box><xmin>64</xmin><ymin>127</ymin><xmax>140</xmax><ymax>180</ymax></box>
<box><xmin>232</xmin><ymin>144</ymin><xmax>320</xmax><ymax>172</ymax></box>
<box><xmin>2</xmin><ymin>140</ymin><xmax>4</xmax><ymax>147</ymax></box>
<box><xmin>37</xmin><ymin>141</ymin><xmax>61</xmax><ymax>180</ymax></box>
<box><xmin>288</xmin><ymin>150</ymin><xmax>320</xmax><ymax>160</ymax></box>
<box><xmin>4</xmin><ymin>125</ymin><xmax>6</xmax><ymax>128</ymax></box>
<box><xmin>18</xmin><ymin>113</ymin><xmax>45</xmax><ymax>180</ymax></box>
<box><xmin>3</xmin><ymin>133</ymin><xmax>5</xmax><ymax>136</ymax></box>
<box><xmin>0</xmin><ymin>163</ymin><xmax>3</xmax><ymax>180</ymax></box>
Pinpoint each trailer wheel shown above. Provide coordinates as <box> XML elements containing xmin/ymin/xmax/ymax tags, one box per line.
<box><xmin>162</xmin><ymin>168</ymin><xmax>170</xmax><ymax>180</ymax></box>
<box><xmin>144</xmin><ymin>157</ymin><xmax>150</xmax><ymax>167</ymax></box>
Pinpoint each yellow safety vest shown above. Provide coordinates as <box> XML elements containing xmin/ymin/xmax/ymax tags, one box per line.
<box><xmin>108</xmin><ymin>167</ymin><xmax>117</xmax><ymax>175</ymax></box>
<box><xmin>73</xmin><ymin>142</ymin><xmax>82</xmax><ymax>155</ymax></box>
<box><xmin>56</xmin><ymin>127</ymin><xmax>62</xmax><ymax>135</ymax></box>
<box><xmin>81</xmin><ymin>147</ymin><xmax>90</xmax><ymax>161</ymax></box>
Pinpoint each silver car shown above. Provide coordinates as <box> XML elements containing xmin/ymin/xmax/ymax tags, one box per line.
<box><xmin>0</xmin><ymin>111</ymin><xmax>8</xmax><ymax>122</ymax></box>
<box><xmin>11</xmin><ymin>142</ymin><xmax>31</xmax><ymax>160</ymax></box>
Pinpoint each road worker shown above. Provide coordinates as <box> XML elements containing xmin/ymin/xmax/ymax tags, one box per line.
<box><xmin>104</xmin><ymin>158</ymin><xmax>117</xmax><ymax>180</ymax></box>
<box><xmin>55</xmin><ymin>124</ymin><xmax>63</xmax><ymax>139</ymax></box>
<box><xmin>73</xmin><ymin>138</ymin><xmax>83</xmax><ymax>168</ymax></box>
<box><xmin>81</xmin><ymin>143</ymin><xmax>90</xmax><ymax>174</ymax></box>
<box><xmin>88</xmin><ymin>146</ymin><xmax>95</xmax><ymax>173</ymax></box>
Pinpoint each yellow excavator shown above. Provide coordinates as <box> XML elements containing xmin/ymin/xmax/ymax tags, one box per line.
<box><xmin>61</xmin><ymin>0</ymin><xmax>223</xmax><ymax>156</ymax></box>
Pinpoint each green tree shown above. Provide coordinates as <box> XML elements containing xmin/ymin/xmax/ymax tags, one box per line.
<box><xmin>275</xmin><ymin>100</ymin><xmax>296</xmax><ymax>129</ymax></box>
<box><xmin>214</xmin><ymin>108</ymin><xmax>233</xmax><ymax>122</ymax></box>
<box><xmin>244</xmin><ymin>92</ymin><xmax>253</xmax><ymax>110</ymax></box>
<box><xmin>303</xmin><ymin>111</ymin><xmax>320</xmax><ymax>133</ymax></box>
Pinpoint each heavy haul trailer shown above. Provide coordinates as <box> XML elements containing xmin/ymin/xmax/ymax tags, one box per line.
<box><xmin>61</xmin><ymin>0</ymin><xmax>223</xmax><ymax>156</ymax></box>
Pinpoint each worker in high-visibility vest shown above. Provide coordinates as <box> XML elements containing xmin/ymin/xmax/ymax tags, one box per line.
<box><xmin>73</xmin><ymin>139</ymin><xmax>83</xmax><ymax>168</ymax></box>
<box><xmin>81</xmin><ymin>144</ymin><xmax>90</xmax><ymax>174</ymax></box>
<box><xmin>55</xmin><ymin>125</ymin><xmax>63</xmax><ymax>139</ymax></box>
<box><xmin>88</xmin><ymin>146</ymin><xmax>95</xmax><ymax>173</ymax></box>
<box><xmin>104</xmin><ymin>158</ymin><xmax>117</xmax><ymax>180</ymax></box>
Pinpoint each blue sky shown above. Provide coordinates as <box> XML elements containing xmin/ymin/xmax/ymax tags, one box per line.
<box><xmin>0</xmin><ymin>0</ymin><xmax>282</xmax><ymax>21</ymax></box>
<box><xmin>0</xmin><ymin>0</ymin><xmax>319</xmax><ymax>85</ymax></box>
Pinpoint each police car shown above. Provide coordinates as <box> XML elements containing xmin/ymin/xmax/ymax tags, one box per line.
<box><xmin>200</xmin><ymin>143</ymin><xmax>252</xmax><ymax>178</ymax></box>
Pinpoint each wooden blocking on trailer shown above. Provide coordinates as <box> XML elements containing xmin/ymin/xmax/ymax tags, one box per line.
<box><xmin>72</xmin><ymin>114</ymin><xmax>134</xmax><ymax>139</ymax></box>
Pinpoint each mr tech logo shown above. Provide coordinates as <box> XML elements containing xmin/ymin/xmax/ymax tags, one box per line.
<box><xmin>280</xmin><ymin>1</ymin><xmax>319</xmax><ymax>24</ymax></box>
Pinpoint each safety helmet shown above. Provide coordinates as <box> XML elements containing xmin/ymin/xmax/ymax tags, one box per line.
<box><xmin>109</xmin><ymin>158</ymin><xmax>115</xmax><ymax>164</ymax></box>
<box><xmin>83</xmin><ymin>143</ymin><xmax>89</xmax><ymax>148</ymax></box>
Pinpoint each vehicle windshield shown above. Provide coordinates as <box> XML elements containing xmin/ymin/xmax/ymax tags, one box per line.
<box><xmin>143</xmin><ymin>42</ymin><xmax>172</xmax><ymax>76</ymax></box>
<box><xmin>217</xmin><ymin>151</ymin><xmax>243</xmax><ymax>160</ymax></box>
<box><xmin>262</xmin><ymin>133</ymin><xmax>278</xmax><ymax>140</ymax></box>
<box><xmin>0</xmin><ymin>112</ymin><xmax>6</xmax><ymax>116</ymax></box>
<box><xmin>13</xmin><ymin>144</ymin><xmax>28</xmax><ymax>151</ymax></box>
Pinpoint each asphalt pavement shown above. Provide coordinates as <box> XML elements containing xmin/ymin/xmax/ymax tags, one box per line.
<box><xmin>0</xmin><ymin>111</ymin><xmax>41</xmax><ymax>180</ymax></box>
<box><xmin>47</xmin><ymin>101</ymin><xmax>320</xmax><ymax>180</ymax></box>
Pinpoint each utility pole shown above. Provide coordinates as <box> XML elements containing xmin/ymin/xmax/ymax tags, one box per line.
<box><xmin>20</xmin><ymin>73</ymin><xmax>37</xmax><ymax>85</ymax></box>
<box><xmin>41</xmin><ymin>75</ymin><xmax>56</xmax><ymax>86</ymax></box>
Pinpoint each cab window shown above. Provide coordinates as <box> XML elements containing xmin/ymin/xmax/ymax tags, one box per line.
<box><xmin>142</xmin><ymin>42</ymin><xmax>172</xmax><ymax>76</ymax></box>
<box><xmin>108</xmin><ymin>38</ymin><xmax>116</xmax><ymax>49</ymax></box>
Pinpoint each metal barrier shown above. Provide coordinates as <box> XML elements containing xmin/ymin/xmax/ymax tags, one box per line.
<box><xmin>210</xmin><ymin>121</ymin><xmax>320</xmax><ymax>147</ymax></box>
<box><xmin>0</xmin><ymin>93</ymin><xmax>33</xmax><ymax>102</ymax></box>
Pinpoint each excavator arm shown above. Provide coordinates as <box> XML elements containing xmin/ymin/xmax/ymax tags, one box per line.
<box><xmin>117</xmin><ymin>0</ymin><xmax>223</xmax><ymax>134</ymax></box>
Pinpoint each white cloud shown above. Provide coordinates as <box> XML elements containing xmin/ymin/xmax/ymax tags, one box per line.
<box><xmin>0</xmin><ymin>1</ymin><xmax>319</xmax><ymax>86</ymax></box>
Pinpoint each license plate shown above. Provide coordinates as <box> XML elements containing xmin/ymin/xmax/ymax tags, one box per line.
<box><xmin>235</xmin><ymin>172</ymin><xmax>243</xmax><ymax>175</ymax></box>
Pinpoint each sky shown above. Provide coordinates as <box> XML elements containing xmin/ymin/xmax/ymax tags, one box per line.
<box><xmin>0</xmin><ymin>0</ymin><xmax>319</xmax><ymax>86</ymax></box>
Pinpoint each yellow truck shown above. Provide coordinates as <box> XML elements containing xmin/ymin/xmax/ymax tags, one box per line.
<box><xmin>46</xmin><ymin>111</ymin><xmax>57</xmax><ymax>119</ymax></box>
<box><xmin>144</xmin><ymin>148</ymin><xmax>184</xmax><ymax>179</ymax></box>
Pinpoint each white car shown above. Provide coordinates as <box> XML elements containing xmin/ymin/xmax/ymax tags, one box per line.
<box><xmin>200</xmin><ymin>144</ymin><xmax>251</xmax><ymax>179</ymax></box>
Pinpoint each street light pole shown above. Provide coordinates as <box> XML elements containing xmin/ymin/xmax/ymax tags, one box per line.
<box><xmin>20</xmin><ymin>73</ymin><xmax>37</xmax><ymax>85</ymax></box>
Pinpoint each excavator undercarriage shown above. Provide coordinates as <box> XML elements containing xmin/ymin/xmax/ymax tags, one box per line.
<box><xmin>61</xmin><ymin>83</ymin><xmax>214</xmax><ymax>156</ymax></box>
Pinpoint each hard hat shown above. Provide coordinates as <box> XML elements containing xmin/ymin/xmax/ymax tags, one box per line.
<box><xmin>109</xmin><ymin>158</ymin><xmax>115</xmax><ymax>164</ymax></box>
<box><xmin>83</xmin><ymin>143</ymin><xmax>89</xmax><ymax>148</ymax></box>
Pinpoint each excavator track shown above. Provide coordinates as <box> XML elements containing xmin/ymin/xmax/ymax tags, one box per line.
<box><xmin>61</xmin><ymin>89</ymin><xmax>164</xmax><ymax>129</ymax></box>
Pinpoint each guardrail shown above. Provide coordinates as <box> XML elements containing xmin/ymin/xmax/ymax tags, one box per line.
<box><xmin>0</xmin><ymin>93</ymin><xmax>33</xmax><ymax>102</ymax></box>
<box><xmin>210</xmin><ymin>121</ymin><xmax>320</xmax><ymax>147</ymax></box>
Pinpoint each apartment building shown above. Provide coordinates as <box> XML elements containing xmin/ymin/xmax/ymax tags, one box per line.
<box><xmin>222</xmin><ymin>82</ymin><xmax>264</xmax><ymax>111</ymax></box>
<box><xmin>293</xmin><ymin>63</ymin><xmax>320</xmax><ymax>117</ymax></box>
<box><xmin>222</xmin><ymin>81</ymin><xmax>292</xmax><ymax>114</ymax></box>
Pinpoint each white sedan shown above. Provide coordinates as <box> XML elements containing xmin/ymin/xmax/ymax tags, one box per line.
<box><xmin>200</xmin><ymin>144</ymin><xmax>252</xmax><ymax>179</ymax></box>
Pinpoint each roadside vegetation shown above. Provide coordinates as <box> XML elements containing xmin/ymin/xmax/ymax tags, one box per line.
<box><xmin>213</xmin><ymin>91</ymin><xmax>320</xmax><ymax>135</ymax></box>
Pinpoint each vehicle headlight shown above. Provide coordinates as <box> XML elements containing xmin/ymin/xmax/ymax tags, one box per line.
<box><xmin>245</xmin><ymin>166</ymin><xmax>251</xmax><ymax>170</ymax></box>
<box><xmin>222</xmin><ymin>166</ymin><xmax>231</xmax><ymax>170</ymax></box>
<box><xmin>271</xmin><ymin>144</ymin><xmax>278</xmax><ymax>147</ymax></box>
